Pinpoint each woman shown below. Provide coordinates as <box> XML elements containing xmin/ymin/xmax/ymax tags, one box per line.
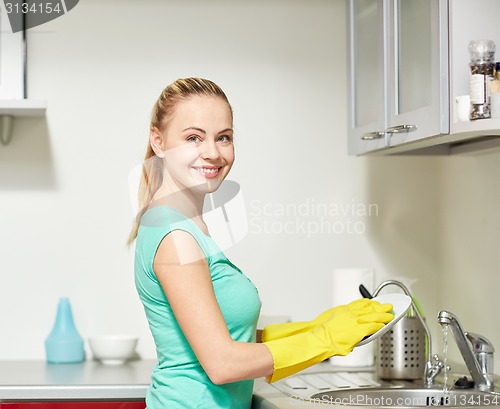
<box><xmin>130</xmin><ymin>78</ymin><xmax>393</xmax><ymax>408</ymax></box>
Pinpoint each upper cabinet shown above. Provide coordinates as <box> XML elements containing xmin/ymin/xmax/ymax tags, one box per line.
<box><xmin>348</xmin><ymin>0</ymin><xmax>386</xmax><ymax>154</ymax></box>
<box><xmin>0</xmin><ymin>7</ymin><xmax>24</xmax><ymax>99</ymax></box>
<box><xmin>386</xmin><ymin>0</ymin><xmax>449</xmax><ymax>148</ymax></box>
<box><xmin>348</xmin><ymin>0</ymin><xmax>500</xmax><ymax>155</ymax></box>
<box><xmin>0</xmin><ymin>10</ymin><xmax>46</xmax><ymax>145</ymax></box>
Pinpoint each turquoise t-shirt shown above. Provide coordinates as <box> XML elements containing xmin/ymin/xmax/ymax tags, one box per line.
<box><xmin>134</xmin><ymin>206</ymin><xmax>261</xmax><ymax>409</ymax></box>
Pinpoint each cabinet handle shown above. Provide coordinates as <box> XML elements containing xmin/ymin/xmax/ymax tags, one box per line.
<box><xmin>386</xmin><ymin>124</ymin><xmax>417</xmax><ymax>134</ymax></box>
<box><xmin>361</xmin><ymin>131</ymin><xmax>385</xmax><ymax>140</ymax></box>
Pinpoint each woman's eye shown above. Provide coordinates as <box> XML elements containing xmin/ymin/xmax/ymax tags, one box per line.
<box><xmin>187</xmin><ymin>135</ymin><xmax>201</xmax><ymax>143</ymax></box>
<box><xmin>218</xmin><ymin>135</ymin><xmax>232</xmax><ymax>143</ymax></box>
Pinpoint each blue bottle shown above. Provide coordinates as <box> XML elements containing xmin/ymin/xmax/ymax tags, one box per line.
<box><xmin>45</xmin><ymin>297</ymin><xmax>85</xmax><ymax>363</ymax></box>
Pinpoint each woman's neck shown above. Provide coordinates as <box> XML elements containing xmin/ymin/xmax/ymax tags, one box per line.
<box><xmin>150</xmin><ymin>184</ymin><xmax>209</xmax><ymax>235</ymax></box>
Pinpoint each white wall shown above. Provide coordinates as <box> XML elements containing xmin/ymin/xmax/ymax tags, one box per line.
<box><xmin>438</xmin><ymin>150</ymin><xmax>500</xmax><ymax>370</ymax></box>
<box><xmin>0</xmin><ymin>0</ymin><xmax>442</xmax><ymax>361</ymax></box>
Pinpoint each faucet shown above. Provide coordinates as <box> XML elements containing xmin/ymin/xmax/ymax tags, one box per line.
<box><xmin>437</xmin><ymin>310</ymin><xmax>495</xmax><ymax>391</ymax></box>
<box><xmin>426</xmin><ymin>354</ymin><xmax>449</xmax><ymax>386</ymax></box>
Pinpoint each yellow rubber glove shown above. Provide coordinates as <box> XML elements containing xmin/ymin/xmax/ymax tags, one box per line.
<box><xmin>262</xmin><ymin>298</ymin><xmax>393</xmax><ymax>342</ymax></box>
<box><xmin>264</xmin><ymin>307</ymin><xmax>393</xmax><ymax>383</ymax></box>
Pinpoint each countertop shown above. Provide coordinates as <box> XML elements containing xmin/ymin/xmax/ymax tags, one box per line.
<box><xmin>252</xmin><ymin>362</ymin><xmax>378</xmax><ymax>409</ymax></box>
<box><xmin>0</xmin><ymin>359</ymin><xmax>479</xmax><ymax>408</ymax></box>
<box><xmin>0</xmin><ymin>359</ymin><xmax>154</xmax><ymax>401</ymax></box>
<box><xmin>0</xmin><ymin>359</ymin><xmax>355</xmax><ymax>406</ymax></box>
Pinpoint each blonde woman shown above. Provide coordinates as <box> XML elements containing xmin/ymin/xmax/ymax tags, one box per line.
<box><xmin>130</xmin><ymin>77</ymin><xmax>393</xmax><ymax>409</ymax></box>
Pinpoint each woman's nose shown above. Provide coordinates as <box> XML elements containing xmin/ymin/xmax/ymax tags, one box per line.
<box><xmin>199</xmin><ymin>140</ymin><xmax>221</xmax><ymax>160</ymax></box>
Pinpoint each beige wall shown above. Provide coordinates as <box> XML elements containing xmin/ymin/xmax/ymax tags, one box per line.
<box><xmin>438</xmin><ymin>151</ymin><xmax>500</xmax><ymax>369</ymax></box>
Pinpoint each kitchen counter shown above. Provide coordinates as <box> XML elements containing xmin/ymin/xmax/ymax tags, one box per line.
<box><xmin>252</xmin><ymin>362</ymin><xmax>371</xmax><ymax>409</ymax></box>
<box><xmin>0</xmin><ymin>359</ymin><xmax>332</xmax><ymax>406</ymax></box>
<box><xmin>253</xmin><ymin>377</ymin><xmax>315</xmax><ymax>409</ymax></box>
<box><xmin>0</xmin><ymin>359</ymin><xmax>309</xmax><ymax>407</ymax></box>
<box><xmin>0</xmin><ymin>360</ymin><xmax>481</xmax><ymax>408</ymax></box>
<box><xmin>0</xmin><ymin>360</ymin><xmax>154</xmax><ymax>401</ymax></box>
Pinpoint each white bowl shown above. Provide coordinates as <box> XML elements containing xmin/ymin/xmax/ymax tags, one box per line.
<box><xmin>88</xmin><ymin>335</ymin><xmax>139</xmax><ymax>365</ymax></box>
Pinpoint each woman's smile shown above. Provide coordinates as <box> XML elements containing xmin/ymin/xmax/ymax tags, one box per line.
<box><xmin>191</xmin><ymin>165</ymin><xmax>222</xmax><ymax>179</ymax></box>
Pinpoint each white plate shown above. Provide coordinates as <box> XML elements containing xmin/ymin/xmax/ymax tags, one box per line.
<box><xmin>356</xmin><ymin>293</ymin><xmax>412</xmax><ymax>347</ymax></box>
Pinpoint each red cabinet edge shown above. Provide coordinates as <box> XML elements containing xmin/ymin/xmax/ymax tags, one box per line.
<box><xmin>0</xmin><ymin>402</ymin><xmax>145</xmax><ymax>409</ymax></box>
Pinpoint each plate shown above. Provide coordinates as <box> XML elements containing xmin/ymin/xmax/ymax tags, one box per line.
<box><xmin>356</xmin><ymin>293</ymin><xmax>412</xmax><ymax>347</ymax></box>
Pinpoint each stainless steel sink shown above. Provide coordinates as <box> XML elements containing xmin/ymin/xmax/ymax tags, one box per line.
<box><xmin>309</xmin><ymin>387</ymin><xmax>500</xmax><ymax>407</ymax></box>
<box><xmin>272</xmin><ymin>371</ymin><xmax>500</xmax><ymax>407</ymax></box>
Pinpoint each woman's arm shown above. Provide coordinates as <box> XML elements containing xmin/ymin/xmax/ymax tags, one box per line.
<box><xmin>153</xmin><ymin>229</ymin><xmax>274</xmax><ymax>385</ymax></box>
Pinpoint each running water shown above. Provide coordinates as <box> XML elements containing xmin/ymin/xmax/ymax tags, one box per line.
<box><xmin>442</xmin><ymin>323</ymin><xmax>450</xmax><ymax>393</ymax></box>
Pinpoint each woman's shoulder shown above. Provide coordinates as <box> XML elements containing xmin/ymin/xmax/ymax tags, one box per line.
<box><xmin>138</xmin><ymin>205</ymin><xmax>213</xmax><ymax>253</ymax></box>
<box><xmin>140</xmin><ymin>205</ymin><xmax>189</xmax><ymax>228</ymax></box>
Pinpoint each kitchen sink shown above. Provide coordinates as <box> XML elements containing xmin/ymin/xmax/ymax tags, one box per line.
<box><xmin>309</xmin><ymin>387</ymin><xmax>500</xmax><ymax>407</ymax></box>
<box><xmin>269</xmin><ymin>301</ymin><xmax>499</xmax><ymax>407</ymax></box>
<box><xmin>272</xmin><ymin>371</ymin><xmax>500</xmax><ymax>407</ymax></box>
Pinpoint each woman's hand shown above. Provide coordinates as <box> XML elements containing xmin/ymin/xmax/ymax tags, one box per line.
<box><xmin>262</xmin><ymin>298</ymin><xmax>393</xmax><ymax>342</ymax></box>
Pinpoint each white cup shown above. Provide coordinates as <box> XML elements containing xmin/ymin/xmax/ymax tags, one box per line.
<box><xmin>491</xmin><ymin>93</ymin><xmax>500</xmax><ymax>118</ymax></box>
<box><xmin>456</xmin><ymin>95</ymin><xmax>471</xmax><ymax>122</ymax></box>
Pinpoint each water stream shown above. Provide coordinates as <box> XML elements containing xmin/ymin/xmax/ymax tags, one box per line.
<box><xmin>442</xmin><ymin>323</ymin><xmax>450</xmax><ymax>393</ymax></box>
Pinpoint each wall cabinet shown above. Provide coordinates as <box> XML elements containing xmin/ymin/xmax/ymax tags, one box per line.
<box><xmin>347</xmin><ymin>0</ymin><xmax>386</xmax><ymax>154</ymax></box>
<box><xmin>348</xmin><ymin>0</ymin><xmax>500</xmax><ymax>155</ymax></box>
<box><xmin>0</xmin><ymin>9</ymin><xmax>24</xmax><ymax>99</ymax></box>
<box><xmin>0</xmin><ymin>11</ymin><xmax>46</xmax><ymax>146</ymax></box>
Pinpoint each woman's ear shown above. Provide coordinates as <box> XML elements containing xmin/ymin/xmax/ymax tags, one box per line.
<box><xmin>150</xmin><ymin>127</ymin><xmax>165</xmax><ymax>158</ymax></box>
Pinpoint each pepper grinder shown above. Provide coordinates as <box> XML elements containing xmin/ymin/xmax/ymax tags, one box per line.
<box><xmin>45</xmin><ymin>297</ymin><xmax>85</xmax><ymax>363</ymax></box>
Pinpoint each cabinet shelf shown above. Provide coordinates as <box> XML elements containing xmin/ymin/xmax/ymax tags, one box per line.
<box><xmin>0</xmin><ymin>99</ymin><xmax>47</xmax><ymax>145</ymax></box>
<box><xmin>0</xmin><ymin>99</ymin><xmax>47</xmax><ymax>117</ymax></box>
<box><xmin>452</xmin><ymin>118</ymin><xmax>500</xmax><ymax>135</ymax></box>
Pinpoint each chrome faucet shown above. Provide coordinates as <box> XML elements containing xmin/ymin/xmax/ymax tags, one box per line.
<box><xmin>426</xmin><ymin>354</ymin><xmax>448</xmax><ymax>386</ymax></box>
<box><xmin>437</xmin><ymin>310</ymin><xmax>495</xmax><ymax>391</ymax></box>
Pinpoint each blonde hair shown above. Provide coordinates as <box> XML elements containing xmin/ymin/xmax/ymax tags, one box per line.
<box><xmin>128</xmin><ymin>78</ymin><xmax>233</xmax><ymax>243</ymax></box>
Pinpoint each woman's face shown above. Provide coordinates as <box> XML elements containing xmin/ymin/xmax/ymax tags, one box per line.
<box><xmin>157</xmin><ymin>95</ymin><xmax>234</xmax><ymax>195</ymax></box>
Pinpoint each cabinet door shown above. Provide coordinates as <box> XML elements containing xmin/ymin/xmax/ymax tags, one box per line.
<box><xmin>0</xmin><ymin>8</ymin><xmax>25</xmax><ymax>98</ymax></box>
<box><xmin>348</xmin><ymin>0</ymin><xmax>387</xmax><ymax>155</ymax></box>
<box><xmin>386</xmin><ymin>0</ymin><xmax>449</xmax><ymax>147</ymax></box>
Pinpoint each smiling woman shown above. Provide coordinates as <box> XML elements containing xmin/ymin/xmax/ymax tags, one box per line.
<box><xmin>129</xmin><ymin>78</ymin><xmax>273</xmax><ymax>408</ymax></box>
<box><xmin>128</xmin><ymin>77</ymin><xmax>394</xmax><ymax>409</ymax></box>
